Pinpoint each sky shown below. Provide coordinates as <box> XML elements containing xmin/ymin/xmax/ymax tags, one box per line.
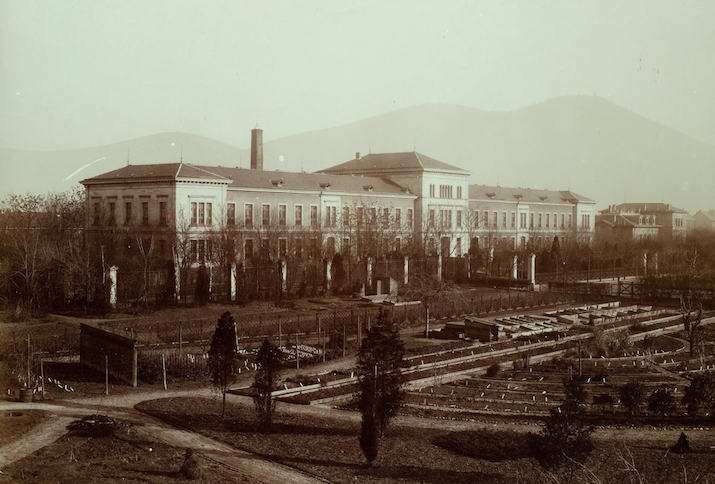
<box><xmin>0</xmin><ymin>0</ymin><xmax>713</xmax><ymax>152</ymax></box>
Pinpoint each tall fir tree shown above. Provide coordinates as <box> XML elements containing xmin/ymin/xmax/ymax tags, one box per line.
<box><xmin>208</xmin><ymin>311</ymin><xmax>238</xmax><ymax>417</ymax></box>
<box><xmin>357</xmin><ymin>310</ymin><xmax>406</xmax><ymax>465</ymax></box>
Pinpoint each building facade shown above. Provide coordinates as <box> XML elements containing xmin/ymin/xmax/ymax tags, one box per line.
<box><xmin>81</xmin><ymin>129</ymin><xmax>597</xmax><ymax>298</ymax></box>
<box><xmin>595</xmin><ymin>203</ymin><xmax>687</xmax><ymax>243</ymax></box>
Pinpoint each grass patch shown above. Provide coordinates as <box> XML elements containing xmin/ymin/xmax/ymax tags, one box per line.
<box><xmin>433</xmin><ymin>429</ymin><xmax>533</xmax><ymax>462</ymax></box>
<box><xmin>0</xmin><ymin>409</ymin><xmax>50</xmax><ymax>447</ymax></box>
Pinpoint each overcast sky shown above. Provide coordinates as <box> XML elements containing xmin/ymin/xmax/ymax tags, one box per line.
<box><xmin>0</xmin><ymin>0</ymin><xmax>713</xmax><ymax>151</ymax></box>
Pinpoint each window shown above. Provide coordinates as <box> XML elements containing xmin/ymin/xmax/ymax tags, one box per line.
<box><xmin>382</xmin><ymin>208</ymin><xmax>389</xmax><ymax>228</ymax></box>
<box><xmin>530</xmin><ymin>213</ymin><xmax>534</xmax><ymax>229</ymax></box>
<box><xmin>456</xmin><ymin>210</ymin><xmax>462</xmax><ymax>228</ymax></box>
<box><xmin>191</xmin><ymin>201</ymin><xmax>212</xmax><ymax>226</ymax></box>
<box><xmin>560</xmin><ymin>213</ymin><xmax>565</xmax><ymax>229</ymax></box>
<box><xmin>278</xmin><ymin>204</ymin><xmax>286</xmax><ymax>226</ymax></box>
<box><xmin>310</xmin><ymin>237</ymin><xmax>319</xmax><ymax>257</ymax></box>
<box><xmin>395</xmin><ymin>208</ymin><xmax>401</xmax><ymax>227</ymax></box>
<box><xmin>370</xmin><ymin>207</ymin><xmax>377</xmax><ymax>223</ymax></box>
<box><xmin>457</xmin><ymin>186</ymin><xmax>462</xmax><ymax>199</ymax></box>
<box><xmin>511</xmin><ymin>237</ymin><xmax>516</xmax><ymax>250</ymax></box>
<box><xmin>343</xmin><ymin>206</ymin><xmax>350</xmax><ymax>227</ymax></box>
<box><xmin>125</xmin><ymin>201</ymin><xmax>132</xmax><ymax>224</ymax></box>
<box><xmin>473</xmin><ymin>210</ymin><xmax>479</xmax><ymax>228</ymax></box>
<box><xmin>357</xmin><ymin>207</ymin><xmax>364</xmax><ymax>225</ymax></box>
<box><xmin>142</xmin><ymin>201</ymin><xmax>149</xmax><ymax>225</ymax></box>
<box><xmin>227</xmin><ymin>203</ymin><xmax>235</xmax><ymax>226</ymax></box>
<box><xmin>108</xmin><ymin>202</ymin><xmax>116</xmax><ymax>225</ymax></box>
<box><xmin>545</xmin><ymin>213</ymin><xmax>550</xmax><ymax>229</ymax></box>
<box><xmin>261</xmin><ymin>238</ymin><xmax>270</xmax><ymax>258</ymax></box>
<box><xmin>568</xmin><ymin>214</ymin><xmax>573</xmax><ymax>228</ymax></box>
<box><xmin>262</xmin><ymin>204</ymin><xmax>270</xmax><ymax>226</ymax></box>
<box><xmin>160</xmin><ymin>201</ymin><xmax>168</xmax><ymax>226</ymax></box>
<box><xmin>456</xmin><ymin>238</ymin><xmax>462</xmax><ymax>256</ymax></box>
<box><xmin>310</xmin><ymin>205</ymin><xmax>318</xmax><ymax>227</ymax></box>
<box><xmin>244</xmin><ymin>203</ymin><xmax>253</xmax><ymax>227</ymax></box>
<box><xmin>483</xmin><ymin>211</ymin><xmax>488</xmax><ymax>227</ymax></box>
<box><xmin>581</xmin><ymin>214</ymin><xmax>590</xmax><ymax>228</ymax></box>
<box><xmin>520</xmin><ymin>212</ymin><xmax>527</xmax><ymax>229</ymax></box>
<box><xmin>538</xmin><ymin>213</ymin><xmax>542</xmax><ymax>229</ymax></box>
<box><xmin>521</xmin><ymin>236</ymin><xmax>526</xmax><ymax>250</ymax></box>
<box><xmin>294</xmin><ymin>238</ymin><xmax>303</xmax><ymax>258</ymax></box>
<box><xmin>510</xmin><ymin>212</ymin><xmax>515</xmax><ymax>228</ymax></box>
<box><xmin>198</xmin><ymin>239</ymin><xmax>206</xmax><ymax>262</ymax></box>
<box><xmin>294</xmin><ymin>205</ymin><xmax>302</xmax><ymax>226</ymax></box>
<box><xmin>553</xmin><ymin>213</ymin><xmax>557</xmax><ymax>229</ymax></box>
<box><xmin>395</xmin><ymin>237</ymin><xmax>401</xmax><ymax>252</ymax></box>
<box><xmin>493</xmin><ymin>211</ymin><xmax>498</xmax><ymax>228</ymax></box>
<box><xmin>93</xmin><ymin>202</ymin><xmax>100</xmax><ymax>226</ymax></box>
<box><xmin>325</xmin><ymin>206</ymin><xmax>337</xmax><ymax>227</ymax></box>
<box><xmin>429</xmin><ymin>184</ymin><xmax>435</xmax><ymax>197</ymax></box>
<box><xmin>343</xmin><ymin>237</ymin><xmax>350</xmax><ymax>253</ymax></box>
<box><xmin>407</xmin><ymin>209</ymin><xmax>413</xmax><ymax>228</ymax></box>
<box><xmin>190</xmin><ymin>240</ymin><xmax>198</xmax><ymax>261</ymax></box>
<box><xmin>279</xmin><ymin>238</ymin><xmax>287</xmax><ymax>258</ymax></box>
<box><xmin>439</xmin><ymin>185</ymin><xmax>453</xmax><ymax>198</ymax></box>
<box><xmin>502</xmin><ymin>211</ymin><xmax>507</xmax><ymax>228</ymax></box>
<box><xmin>326</xmin><ymin>237</ymin><xmax>335</xmax><ymax>256</ymax></box>
<box><xmin>429</xmin><ymin>209</ymin><xmax>435</xmax><ymax>227</ymax></box>
<box><xmin>245</xmin><ymin>239</ymin><xmax>253</xmax><ymax>258</ymax></box>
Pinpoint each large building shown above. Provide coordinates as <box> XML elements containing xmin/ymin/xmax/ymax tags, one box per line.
<box><xmin>81</xmin><ymin>129</ymin><xmax>596</xmax><ymax>292</ymax></box>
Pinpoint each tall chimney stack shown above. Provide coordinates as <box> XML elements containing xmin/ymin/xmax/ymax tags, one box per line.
<box><xmin>251</xmin><ymin>127</ymin><xmax>263</xmax><ymax>170</ymax></box>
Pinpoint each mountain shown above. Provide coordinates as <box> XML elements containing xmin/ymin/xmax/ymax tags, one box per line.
<box><xmin>2</xmin><ymin>96</ymin><xmax>714</xmax><ymax>212</ymax></box>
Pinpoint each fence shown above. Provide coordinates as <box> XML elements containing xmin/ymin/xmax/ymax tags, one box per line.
<box><xmin>80</xmin><ymin>323</ymin><xmax>137</xmax><ymax>386</ymax></box>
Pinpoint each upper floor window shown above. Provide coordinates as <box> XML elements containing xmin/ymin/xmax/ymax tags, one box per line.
<box><xmin>545</xmin><ymin>213</ymin><xmax>550</xmax><ymax>229</ymax></box>
<box><xmin>244</xmin><ymin>203</ymin><xmax>253</xmax><ymax>227</ymax></box>
<box><xmin>160</xmin><ymin>201</ymin><xmax>168</xmax><ymax>226</ymax></box>
<box><xmin>382</xmin><ymin>208</ymin><xmax>389</xmax><ymax>229</ymax></box>
<box><xmin>325</xmin><ymin>206</ymin><xmax>337</xmax><ymax>227</ymax></box>
<box><xmin>457</xmin><ymin>186</ymin><xmax>462</xmax><ymax>199</ymax></box>
<box><xmin>560</xmin><ymin>213</ymin><xmax>565</xmax><ymax>229</ymax></box>
<box><xmin>502</xmin><ymin>211</ymin><xmax>507</xmax><ymax>228</ymax></box>
<box><xmin>191</xmin><ymin>201</ymin><xmax>212</xmax><ymax>226</ymax></box>
<box><xmin>407</xmin><ymin>209</ymin><xmax>413</xmax><ymax>228</ymax></box>
<box><xmin>310</xmin><ymin>205</ymin><xmax>318</xmax><ymax>227</ymax></box>
<box><xmin>429</xmin><ymin>209</ymin><xmax>435</xmax><ymax>227</ymax></box>
<box><xmin>262</xmin><ymin>204</ymin><xmax>270</xmax><ymax>226</ymax></box>
<box><xmin>395</xmin><ymin>208</ymin><xmax>401</xmax><ymax>227</ymax></box>
<box><xmin>581</xmin><ymin>214</ymin><xmax>591</xmax><ymax>228</ymax></box>
<box><xmin>108</xmin><ymin>202</ymin><xmax>116</xmax><ymax>225</ymax></box>
<box><xmin>456</xmin><ymin>210</ymin><xmax>462</xmax><ymax>228</ymax></box>
<box><xmin>493</xmin><ymin>211</ymin><xmax>498</xmax><ymax>229</ymax></box>
<box><xmin>142</xmin><ymin>201</ymin><xmax>149</xmax><ymax>225</ymax></box>
<box><xmin>92</xmin><ymin>202</ymin><xmax>101</xmax><ymax>226</ymax></box>
<box><xmin>278</xmin><ymin>204</ymin><xmax>287</xmax><ymax>226</ymax></box>
<box><xmin>227</xmin><ymin>203</ymin><xmax>235</xmax><ymax>226</ymax></box>
<box><xmin>294</xmin><ymin>205</ymin><xmax>302</xmax><ymax>226</ymax></box>
<box><xmin>429</xmin><ymin>184</ymin><xmax>435</xmax><ymax>197</ymax></box>
<box><xmin>519</xmin><ymin>212</ymin><xmax>526</xmax><ymax>229</ymax></box>
<box><xmin>510</xmin><ymin>212</ymin><xmax>515</xmax><ymax>229</ymax></box>
<box><xmin>530</xmin><ymin>213</ymin><xmax>534</xmax><ymax>229</ymax></box>
<box><xmin>343</xmin><ymin>206</ymin><xmax>350</xmax><ymax>227</ymax></box>
<box><xmin>125</xmin><ymin>201</ymin><xmax>132</xmax><ymax>225</ymax></box>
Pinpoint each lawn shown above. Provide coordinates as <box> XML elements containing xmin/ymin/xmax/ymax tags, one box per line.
<box><xmin>137</xmin><ymin>396</ymin><xmax>715</xmax><ymax>484</ymax></box>
<box><xmin>0</xmin><ymin>416</ymin><xmax>256</xmax><ymax>483</ymax></box>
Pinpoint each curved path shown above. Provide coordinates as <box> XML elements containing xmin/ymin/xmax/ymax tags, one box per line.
<box><xmin>0</xmin><ymin>388</ymin><xmax>327</xmax><ymax>484</ymax></box>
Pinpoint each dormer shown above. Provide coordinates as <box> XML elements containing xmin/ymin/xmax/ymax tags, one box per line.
<box><xmin>539</xmin><ymin>195</ymin><xmax>548</xmax><ymax>201</ymax></box>
<box><xmin>486</xmin><ymin>192</ymin><xmax>496</xmax><ymax>199</ymax></box>
<box><xmin>318</xmin><ymin>181</ymin><xmax>331</xmax><ymax>189</ymax></box>
<box><xmin>363</xmin><ymin>185</ymin><xmax>373</xmax><ymax>192</ymax></box>
<box><xmin>270</xmin><ymin>179</ymin><xmax>284</xmax><ymax>188</ymax></box>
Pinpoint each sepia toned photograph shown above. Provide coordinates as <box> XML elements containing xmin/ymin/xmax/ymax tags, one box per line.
<box><xmin>1</xmin><ymin>1</ymin><xmax>714</xmax><ymax>482</ymax></box>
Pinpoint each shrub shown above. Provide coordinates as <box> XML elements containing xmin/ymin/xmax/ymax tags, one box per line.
<box><xmin>648</xmin><ymin>388</ymin><xmax>677</xmax><ymax>415</ymax></box>
<box><xmin>618</xmin><ymin>379</ymin><xmax>646</xmax><ymax>414</ymax></box>
<box><xmin>531</xmin><ymin>406</ymin><xmax>594</xmax><ymax>474</ymax></box>
<box><xmin>180</xmin><ymin>448</ymin><xmax>203</xmax><ymax>479</ymax></box>
<box><xmin>485</xmin><ymin>363</ymin><xmax>502</xmax><ymax>378</ymax></box>
<box><xmin>67</xmin><ymin>414</ymin><xmax>127</xmax><ymax>438</ymax></box>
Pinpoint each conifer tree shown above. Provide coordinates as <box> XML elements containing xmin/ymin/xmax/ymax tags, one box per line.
<box><xmin>208</xmin><ymin>311</ymin><xmax>238</xmax><ymax>416</ymax></box>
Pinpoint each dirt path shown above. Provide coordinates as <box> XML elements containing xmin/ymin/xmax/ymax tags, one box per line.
<box><xmin>0</xmin><ymin>390</ymin><xmax>327</xmax><ymax>484</ymax></box>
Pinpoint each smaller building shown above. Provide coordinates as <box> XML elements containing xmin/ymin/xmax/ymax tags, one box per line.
<box><xmin>596</xmin><ymin>203</ymin><xmax>687</xmax><ymax>242</ymax></box>
<box><xmin>464</xmin><ymin>317</ymin><xmax>502</xmax><ymax>343</ymax></box>
<box><xmin>693</xmin><ymin>209</ymin><xmax>715</xmax><ymax>232</ymax></box>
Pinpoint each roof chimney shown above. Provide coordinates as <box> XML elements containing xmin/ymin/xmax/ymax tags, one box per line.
<box><xmin>356</xmin><ymin>152</ymin><xmax>360</xmax><ymax>160</ymax></box>
<box><xmin>251</xmin><ymin>127</ymin><xmax>263</xmax><ymax>170</ymax></box>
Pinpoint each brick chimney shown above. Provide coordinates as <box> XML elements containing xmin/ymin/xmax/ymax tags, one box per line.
<box><xmin>251</xmin><ymin>127</ymin><xmax>263</xmax><ymax>170</ymax></box>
